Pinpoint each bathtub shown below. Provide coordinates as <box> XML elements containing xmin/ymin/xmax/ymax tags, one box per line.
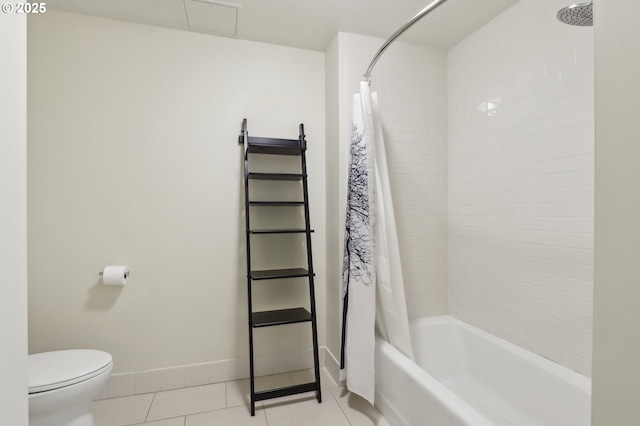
<box><xmin>374</xmin><ymin>315</ymin><xmax>591</xmax><ymax>426</ymax></box>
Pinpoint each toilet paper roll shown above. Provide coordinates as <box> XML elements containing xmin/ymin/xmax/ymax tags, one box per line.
<box><xmin>102</xmin><ymin>266</ymin><xmax>129</xmax><ymax>286</ymax></box>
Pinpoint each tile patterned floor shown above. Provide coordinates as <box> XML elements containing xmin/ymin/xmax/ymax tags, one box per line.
<box><xmin>92</xmin><ymin>367</ymin><xmax>390</xmax><ymax>426</ymax></box>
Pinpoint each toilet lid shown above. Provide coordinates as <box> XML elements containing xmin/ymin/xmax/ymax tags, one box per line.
<box><xmin>28</xmin><ymin>349</ymin><xmax>113</xmax><ymax>394</ymax></box>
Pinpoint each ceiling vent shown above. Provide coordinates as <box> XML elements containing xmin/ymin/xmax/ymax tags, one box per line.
<box><xmin>183</xmin><ymin>0</ymin><xmax>241</xmax><ymax>36</ymax></box>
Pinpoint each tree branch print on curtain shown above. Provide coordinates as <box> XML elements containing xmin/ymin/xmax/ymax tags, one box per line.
<box><xmin>343</xmin><ymin>123</ymin><xmax>374</xmax><ymax>298</ymax></box>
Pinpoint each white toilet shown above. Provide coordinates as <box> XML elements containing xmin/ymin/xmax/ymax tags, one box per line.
<box><xmin>28</xmin><ymin>349</ymin><xmax>113</xmax><ymax>426</ymax></box>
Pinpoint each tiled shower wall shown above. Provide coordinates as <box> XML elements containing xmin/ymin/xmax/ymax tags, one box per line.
<box><xmin>371</xmin><ymin>42</ymin><xmax>449</xmax><ymax>319</ymax></box>
<box><xmin>447</xmin><ymin>0</ymin><xmax>594</xmax><ymax>375</ymax></box>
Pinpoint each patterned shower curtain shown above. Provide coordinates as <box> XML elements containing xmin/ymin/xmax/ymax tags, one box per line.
<box><xmin>341</xmin><ymin>81</ymin><xmax>414</xmax><ymax>404</ymax></box>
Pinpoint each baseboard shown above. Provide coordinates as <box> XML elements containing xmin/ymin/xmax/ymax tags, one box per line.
<box><xmin>98</xmin><ymin>346</ymin><xmax>327</xmax><ymax>399</ymax></box>
<box><xmin>324</xmin><ymin>346</ymin><xmax>346</xmax><ymax>388</ymax></box>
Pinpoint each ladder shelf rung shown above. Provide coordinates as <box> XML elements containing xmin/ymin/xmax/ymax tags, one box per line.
<box><xmin>252</xmin><ymin>308</ymin><xmax>311</xmax><ymax>327</ymax></box>
<box><xmin>248</xmin><ymin>201</ymin><xmax>304</xmax><ymax>206</ymax></box>
<box><xmin>248</xmin><ymin>172</ymin><xmax>305</xmax><ymax>181</ymax></box>
<box><xmin>250</xmin><ymin>268</ymin><xmax>312</xmax><ymax>280</ymax></box>
<box><xmin>249</xmin><ymin>228</ymin><xmax>315</xmax><ymax>234</ymax></box>
<box><xmin>246</xmin><ymin>137</ymin><xmax>304</xmax><ymax>155</ymax></box>
<box><xmin>254</xmin><ymin>382</ymin><xmax>319</xmax><ymax>401</ymax></box>
<box><xmin>249</xmin><ymin>229</ymin><xmax>314</xmax><ymax>234</ymax></box>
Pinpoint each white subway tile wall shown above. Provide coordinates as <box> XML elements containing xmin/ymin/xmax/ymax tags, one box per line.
<box><xmin>344</xmin><ymin>34</ymin><xmax>449</xmax><ymax>319</ymax></box>
<box><xmin>447</xmin><ymin>0</ymin><xmax>594</xmax><ymax>375</ymax></box>
<box><xmin>377</xmin><ymin>44</ymin><xmax>449</xmax><ymax>319</ymax></box>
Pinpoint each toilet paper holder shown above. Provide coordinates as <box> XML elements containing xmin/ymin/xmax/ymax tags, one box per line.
<box><xmin>99</xmin><ymin>266</ymin><xmax>130</xmax><ymax>286</ymax></box>
<box><xmin>98</xmin><ymin>270</ymin><xmax>130</xmax><ymax>278</ymax></box>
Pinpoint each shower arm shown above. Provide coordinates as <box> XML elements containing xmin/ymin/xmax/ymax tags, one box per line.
<box><xmin>363</xmin><ymin>0</ymin><xmax>450</xmax><ymax>83</ymax></box>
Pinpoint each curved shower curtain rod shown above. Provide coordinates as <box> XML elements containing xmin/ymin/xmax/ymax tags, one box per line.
<box><xmin>363</xmin><ymin>0</ymin><xmax>450</xmax><ymax>82</ymax></box>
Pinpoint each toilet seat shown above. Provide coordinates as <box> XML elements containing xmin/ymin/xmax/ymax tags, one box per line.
<box><xmin>29</xmin><ymin>349</ymin><xmax>113</xmax><ymax>394</ymax></box>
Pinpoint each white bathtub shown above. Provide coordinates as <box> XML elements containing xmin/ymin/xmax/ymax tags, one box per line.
<box><xmin>374</xmin><ymin>315</ymin><xmax>591</xmax><ymax>426</ymax></box>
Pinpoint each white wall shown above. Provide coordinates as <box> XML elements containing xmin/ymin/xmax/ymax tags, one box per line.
<box><xmin>592</xmin><ymin>0</ymin><xmax>640</xmax><ymax>422</ymax></box>
<box><xmin>448</xmin><ymin>0</ymin><xmax>594</xmax><ymax>376</ymax></box>
<box><xmin>325</xmin><ymin>33</ymin><xmax>448</xmax><ymax>368</ymax></box>
<box><xmin>27</xmin><ymin>11</ymin><xmax>325</xmax><ymax>375</ymax></box>
<box><xmin>324</xmin><ymin>34</ymin><xmax>343</xmax><ymax>367</ymax></box>
<box><xmin>0</xmin><ymin>13</ymin><xmax>29</xmax><ymax>426</ymax></box>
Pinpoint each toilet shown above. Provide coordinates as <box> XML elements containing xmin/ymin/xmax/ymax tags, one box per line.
<box><xmin>28</xmin><ymin>349</ymin><xmax>113</xmax><ymax>426</ymax></box>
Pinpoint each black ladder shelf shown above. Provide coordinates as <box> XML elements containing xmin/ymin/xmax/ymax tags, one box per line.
<box><xmin>238</xmin><ymin>119</ymin><xmax>322</xmax><ymax>416</ymax></box>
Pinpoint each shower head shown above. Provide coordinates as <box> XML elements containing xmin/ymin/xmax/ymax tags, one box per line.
<box><xmin>557</xmin><ymin>1</ymin><xmax>593</xmax><ymax>26</ymax></box>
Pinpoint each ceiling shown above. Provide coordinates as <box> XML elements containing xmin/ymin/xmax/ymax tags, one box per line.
<box><xmin>44</xmin><ymin>0</ymin><xmax>520</xmax><ymax>52</ymax></box>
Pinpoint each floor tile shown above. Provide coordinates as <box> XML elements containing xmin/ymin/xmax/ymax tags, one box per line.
<box><xmin>93</xmin><ymin>366</ymin><xmax>389</xmax><ymax>426</ymax></box>
<box><xmin>186</xmin><ymin>405</ymin><xmax>267</xmax><ymax>426</ymax></box>
<box><xmin>264</xmin><ymin>392</ymin><xmax>350</xmax><ymax>426</ymax></box>
<box><xmin>226</xmin><ymin>379</ymin><xmax>252</xmax><ymax>409</ymax></box>
<box><xmin>92</xmin><ymin>393</ymin><xmax>154</xmax><ymax>426</ymax></box>
<box><xmin>289</xmin><ymin>367</ymin><xmax>338</xmax><ymax>390</ymax></box>
<box><xmin>146</xmin><ymin>383</ymin><xmax>225</xmax><ymax>421</ymax></box>
<box><xmin>331</xmin><ymin>387</ymin><xmax>391</xmax><ymax>426</ymax></box>
<box><xmin>255</xmin><ymin>372</ymin><xmax>294</xmax><ymax>391</ymax></box>
<box><xmin>131</xmin><ymin>417</ymin><xmax>185</xmax><ymax>426</ymax></box>
<box><xmin>226</xmin><ymin>373</ymin><xmax>292</xmax><ymax>408</ymax></box>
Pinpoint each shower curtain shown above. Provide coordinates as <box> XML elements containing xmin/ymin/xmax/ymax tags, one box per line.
<box><xmin>341</xmin><ymin>81</ymin><xmax>414</xmax><ymax>404</ymax></box>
